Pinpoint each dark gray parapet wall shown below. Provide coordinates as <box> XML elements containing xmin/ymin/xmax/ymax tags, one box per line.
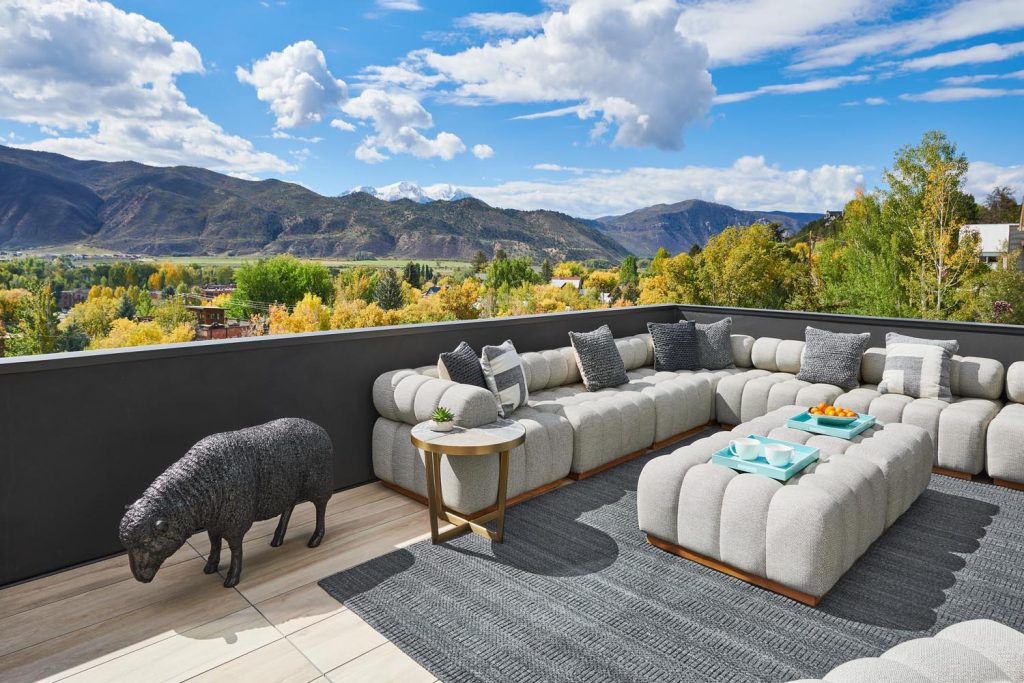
<box><xmin>0</xmin><ymin>305</ymin><xmax>681</xmax><ymax>587</ymax></box>
<box><xmin>679</xmin><ymin>305</ymin><xmax>1024</xmax><ymax>370</ymax></box>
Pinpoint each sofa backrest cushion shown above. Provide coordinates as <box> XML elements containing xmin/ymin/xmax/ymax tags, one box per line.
<box><xmin>750</xmin><ymin>337</ymin><xmax>805</xmax><ymax>373</ymax></box>
<box><xmin>859</xmin><ymin>347</ymin><xmax>1005</xmax><ymax>399</ymax></box>
<box><xmin>731</xmin><ymin>334</ymin><xmax>755</xmax><ymax>368</ymax></box>
<box><xmin>1007</xmin><ymin>362</ymin><xmax>1024</xmax><ymax>403</ymax></box>
<box><xmin>861</xmin><ymin>347</ymin><xmax>886</xmax><ymax>384</ymax></box>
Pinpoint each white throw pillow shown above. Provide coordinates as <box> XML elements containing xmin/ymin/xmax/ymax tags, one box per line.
<box><xmin>479</xmin><ymin>340</ymin><xmax>529</xmax><ymax>418</ymax></box>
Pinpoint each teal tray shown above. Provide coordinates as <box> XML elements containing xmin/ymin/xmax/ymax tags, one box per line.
<box><xmin>710</xmin><ymin>435</ymin><xmax>818</xmax><ymax>482</ymax></box>
<box><xmin>786</xmin><ymin>410</ymin><xmax>876</xmax><ymax>439</ymax></box>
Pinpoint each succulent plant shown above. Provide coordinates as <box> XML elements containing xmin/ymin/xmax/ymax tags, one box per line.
<box><xmin>431</xmin><ymin>406</ymin><xmax>455</xmax><ymax>422</ymax></box>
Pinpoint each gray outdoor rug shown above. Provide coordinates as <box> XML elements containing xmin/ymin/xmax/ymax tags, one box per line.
<box><xmin>319</xmin><ymin>432</ymin><xmax>1024</xmax><ymax>682</ymax></box>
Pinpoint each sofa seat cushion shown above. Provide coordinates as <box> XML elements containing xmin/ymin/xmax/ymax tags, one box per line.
<box><xmin>528</xmin><ymin>382</ymin><xmax>657</xmax><ymax>473</ymax></box>
<box><xmin>937</xmin><ymin>398</ymin><xmax>1002</xmax><ymax>475</ymax></box>
<box><xmin>987</xmin><ymin>402</ymin><xmax>1024</xmax><ymax>484</ymax></box>
<box><xmin>371</xmin><ymin>410</ymin><xmax>573</xmax><ymax>514</ymax></box>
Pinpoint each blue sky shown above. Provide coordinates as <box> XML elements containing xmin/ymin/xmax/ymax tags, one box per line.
<box><xmin>1</xmin><ymin>0</ymin><xmax>1022</xmax><ymax>216</ymax></box>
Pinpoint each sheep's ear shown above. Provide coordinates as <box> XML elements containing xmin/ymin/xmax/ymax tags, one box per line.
<box><xmin>154</xmin><ymin>519</ymin><xmax>169</xmax><ymax>533</ymax></box>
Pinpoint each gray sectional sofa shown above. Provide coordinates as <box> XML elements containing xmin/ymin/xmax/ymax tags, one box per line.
<box><xmin>372</xmin><ymin>326</ymin><xmax>1024</xmax><ymax>515</ymax></box>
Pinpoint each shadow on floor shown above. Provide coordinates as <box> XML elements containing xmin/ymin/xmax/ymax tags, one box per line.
<box><xmin>820</xmin><ymin>489</ymin><xmax>998</xmax><ymax>630</ymax></box>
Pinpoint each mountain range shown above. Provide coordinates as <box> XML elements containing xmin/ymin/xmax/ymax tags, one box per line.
<box><xmin>0</xmin><ymin>145</ymin><xmax>823</xmax><ymax>261</ymax></box>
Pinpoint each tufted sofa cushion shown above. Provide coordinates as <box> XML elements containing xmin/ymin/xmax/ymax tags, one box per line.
<box><xmin>373</xmin><ymin>370</ymin><xmax>499</xmax><ymax>428</ymax></box>
<box><xmin>1008</xmin><ymin>362</ymin><xmax>1024</xmax><ymax>403</ymax></box>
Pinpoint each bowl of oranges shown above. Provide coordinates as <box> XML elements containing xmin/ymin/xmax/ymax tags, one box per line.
<box><xmin>808</xmin><ymin>402</ymin><xmax>859</xmax><ymax>426</ymax></box>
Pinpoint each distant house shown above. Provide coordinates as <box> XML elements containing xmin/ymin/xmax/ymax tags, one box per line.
<box><xmin>962</xmin><ymin>223</ymin><xmax>1023</xmax><ymax>269</ymax></box>
<box><xmin>186</xmin><ymin>305</ymin><xmax>226</xmax><ymax>326</ymax></box>
<box><xmin>422</xmin><ymin>286</ymin><xmax>442</xmax><ymax>296</ymax></box>
<box><xmin>200</xmin><ymin>284</ymin><xmax>236</xmax><ymax>300</ymax></box>
<box><xmin>58</xmin><ymin>288</ymin><xmax>89</xmax><ymax>311</ymax></box>
<box><xmin>550</xmin><ymin>277</ymin><xmax>582</xmax><ymax>290</ymax></box>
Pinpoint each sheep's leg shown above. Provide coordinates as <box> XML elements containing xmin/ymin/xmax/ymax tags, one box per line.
<box><xmin>308</xmin><ymin>497</ymin><xmax>328</xmax><ymax>548</ymax></box>
<box><xmin>271</xmin><ymin>505</ymin><xmax>294</xmax><ymax>547</ymax></box>
<box><xmin>223</xmin><ymin>535</ymin><xmax>243</xmax><ymax>588</ymax></box>
<box><xmin>204</xmin><ymin>531</ymin><xmax>222</xmax><ymax>574</ymax></box>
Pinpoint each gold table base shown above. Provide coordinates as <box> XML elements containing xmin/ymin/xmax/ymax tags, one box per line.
<box><xmin>423</xmin><ymin>449</ymin><xmax>510</xmax><ymax>544</ymax></box>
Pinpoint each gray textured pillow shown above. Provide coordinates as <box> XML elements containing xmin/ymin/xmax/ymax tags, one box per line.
<box><xmin>797</xmin><ymin>326</ymin><xmax>870</xmax><ymax>390</ymax></box>
<box><xmin>878</xmin><ymin>332</ymin><xmax>958</xmax><ymax>402</ymax></box>
<box><xmin>695</xmin><ymin>318</ymin><xmax>735</xmax><ymax>370</ymax></box>
<box><xmin>437</xmin><ymin>341</ymin><xmax>487</xmax><ymax>388</ymax></box>
<box><xmin>647</xmin><ymin>321</ymin><xmax>699</xmax><ymax>371</ymax></box>
<box><xmin>480</xmin><ymin>340</ymin><xmax>529</xmax><ymax>418</ymax></box>
<box><xmin>569</xmin><ymin>325</ymin><xmax>628</xmax><ymax>391</ymax></box>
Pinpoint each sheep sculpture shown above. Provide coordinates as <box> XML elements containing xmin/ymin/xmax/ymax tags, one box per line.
<box><xmin>119</xmin><ymin>418</ymin><xmax>334</xmax><ymax>588</ymax></box>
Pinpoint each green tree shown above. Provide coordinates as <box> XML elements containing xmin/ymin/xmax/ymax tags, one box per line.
<box><xmin>234</xmin><ymin>256</ymin><xmax>334</xmax><ymax>312</ymax></box>
<box><xmin>116</xmin><ymin>294</ymin><xmax>136</xmax><ymax>320</ymax></box>
<box><xmin>487</xmin><ymin>257</ymin><xmax>539</xmax><ymax>290</ymax></box>
<box><xmin>697</xmin><ymin>224</ymin><xmax>793</xmax><ymax>309</ymax></box>
<box><xmin>402</xmin><ymin>262</ymin><xmax>421</xmax><ymax>288</ymax></box>
<box><xmin>374</xmin><ymin>269</ymin><xmax>404</xmax><ymax>311</ymax></box>
<box><xmin>618</xmin><ymin>255</ymin><xmax>639</xmax><ymax>286</ymax></box>
<box><xmin>7</xmin><ymin>284</ymin><xmax>60</xmax><ymax>356</ymax></box>
<box><xmin>493</xmin><ymin>247</ymin><xmax>508</xmax><ymax>261</ymax></box>
<box><xmin>57</xmin><ymin>323</ymin><xmax>90</xmax><ymax>352</ymax></box>
<box><xmin>471</xmin><ymin>250</ymin><xmax>488</xmax><ymax>273</ymax></box>
<box><xmin>979</xmin><ymin>186</ymin><xmax>1021</xmax><ymax>223</ymax></box>
<box><xmin>539</xmin><ymin>259</ymin><xmax>554</xmax><ymax>281</ymax></box>
<box><xmin>152</xmin><ymin>297</ymin><xmax>197</xmax><ymax>332</ymax></box>
<box><xmin>688</xmin><ymin>243</ymin><xmax>702</xmax><ymax>257</ymax></box>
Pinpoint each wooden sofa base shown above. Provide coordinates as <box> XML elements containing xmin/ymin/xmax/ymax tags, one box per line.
<box><xmin>646</xmin><ymin>534</ymin><xmax>822</xmax><ymax>607</ymax></box>
<box><xmin>932</xmin><ymin>466</ymin><xmax>974</xmax><ymax>481</ymax></box>
<box><xmin>380</xmin><ymin>478</ymin><xmax>566</xmax><ymax>520</ymax></box>
<box><xmin>993</xmin><ymin>478</ymin><xmax>1024</xmax><ymax>492</ymax></box>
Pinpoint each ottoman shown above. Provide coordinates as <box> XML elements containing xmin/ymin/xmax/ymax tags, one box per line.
<box><xmin>638</xmin><ymin>405</ymin><xmax>933</xmax><ymax>605</ymax></box>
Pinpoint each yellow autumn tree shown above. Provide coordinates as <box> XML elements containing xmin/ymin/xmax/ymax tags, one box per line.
<box><xmin>267</xmin><ymin>293</ymin><xmax>331</xmax><ymax>335</ymax></box>
<box><xmin>552</xmin><ymin>261</ymin><xmax>587</xmax><ymax>277</ymax></box>
<box><xmin>60</xmin><ymin>296</ymin><xmax>122</xmax><ymax>338</ymax></box>
<box><xmin>89</xmin><ymin>319</ymin><xmax>194</xmax><ymax>349</ymax></box>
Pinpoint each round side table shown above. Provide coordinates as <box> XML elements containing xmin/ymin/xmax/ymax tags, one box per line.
<box><xmin>410</xmin><ymin>419</ymin><xmax>526</xmax><ymax>544</ymax></box>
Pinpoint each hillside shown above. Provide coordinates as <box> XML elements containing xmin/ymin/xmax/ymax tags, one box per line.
<box><xmin>595</xmin><ymin>199</ymin><xmax>822</xmax><ymax>256</ymax></box>
<box><xmin>0</xmin><ymin>146</ymin><xmax>628</xmax><ymax>262</ymax></box>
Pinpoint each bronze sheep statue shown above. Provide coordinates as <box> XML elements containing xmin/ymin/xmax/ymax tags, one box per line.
<box><xmin>119</xmin><ymin>418</ymin><xmax>334</xmax><ymax>588</ymax></box>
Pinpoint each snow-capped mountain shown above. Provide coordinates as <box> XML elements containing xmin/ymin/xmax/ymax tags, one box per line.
<box><xmin>344</xmin><ymin>181</ymin><xmax>473</xmax><ymax>203</ymax></box>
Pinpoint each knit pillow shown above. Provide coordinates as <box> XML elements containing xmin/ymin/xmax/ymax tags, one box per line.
<box><xmin>569</xmin><ymin>325</ymin><xmax>629</xmax><ymax>391</ymax></box>
<box><xmin>796</xmin><ymin>326</ymin><xmax>870</xmax><ymax>391</ymax></box>
<box><xmin>647</xmin><ymin>321</ymin><xmax>700</xmax><ymax>371</ymax></box>
<box><xmin>878</xmin><ymin>332</ymin><xmax>958</xmax><ymax>402</ymax></box>
<box><xmin>695</xmin><ymin>318</ymin><xmax>735</xmax><ymax>370</ymax></box>
<box><xmin>480</xmin><ymin>340</ymin><xmax>529</xmax><ymax>418</ymax></box>
<box><xmin>437</xmin><ymin>341</ymin><xmax>487</xmax><ymax>388</ymax></box>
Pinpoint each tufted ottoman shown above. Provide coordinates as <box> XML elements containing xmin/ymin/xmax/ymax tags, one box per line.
<box><xmin>638</xmin><ymin>405</ymin><xmax>934</xmax><ymax>605</ymax></box>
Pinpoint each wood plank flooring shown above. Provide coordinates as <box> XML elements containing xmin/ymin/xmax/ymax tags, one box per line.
<box><xmin>0</xmin><ymin>482</ymin><xmax>447</xmax><ymax>683</ymax></box>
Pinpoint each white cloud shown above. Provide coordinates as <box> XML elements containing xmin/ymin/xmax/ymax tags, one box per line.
<box><xmin>376</xmin><ymin>0</ymin><xmax>423</xmax><ymax>10</ymax></box>
<box><xmin>902</xmin><ymin>41</ymin><xmax>1024</xmax><ymax>72</ymax></box>
<box><xmin>966</xmin><ymin>161</ymin><xmax>1024</xmax><ymax>198</ymax></box>
<box><xmin>675</xmin><ymin>0</ymin><xmax>881</xmax><ymax>66</ymax></box>
<box><xmin>0</xmin><ymin>0</ymin><xmax>292</xmax><ymax>174</ymax></box>
<box><xmin>792</xmin><ymin>0</ymin><xmax>1024</xmax><ymax>71</ymax></box>
<box><xmin>271</xmin><ymin>130</ymin><xmax>324</xmax><ymax>142</ymax></box>
<box><xmin>236</xmin><ymin>41</ymin><xmax>347</xmax><ymax>128</ymax></box>
<box><xmin>900</xmin><ymin>87</ymin><xmax>1024</xmax><ymax>102</ymax></box>
<box><xmin>455</xmin><ymin>12</ymin><xmax>545</xmax><ymax>35</ymax></box>
<box><xmin>329</xmin><ymin>118</ymin><xmax>356</xmax><ymax>132</ymax></box>
<box><xmin>864</xmin><ymin>96</ymin><xmax>888</xmax><ymax>105</ymax></box>
<box><xmin>714</xmin><ymin>75</ymin><xmax>869</xmax><ymax>104</ymax></box>
<box><xmin>471</xmin><ymin>143</ymin><xmax>494</xmax><ymax>159</ymax></box>
<box><xmin>464</xmin><ymin>156</ymin><xmax>864</xmax><ymax>216</ymax></box>
<box><xmin>342</xmin><ymin>88</ymin><xmax>465</xmax><ymax>162</ymax></box>
<box><xmin>942</xmin><ymin>73</ymin><xmax>999</xmax><ymax>85</ymax></box>
<box><xmin>388</xmin><ymin>0</ymin><xmax>714</xmax><ymax>150</ymax></box>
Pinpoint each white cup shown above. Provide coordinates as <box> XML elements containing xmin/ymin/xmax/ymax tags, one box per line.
<box><xmin>729</xmin><ymin>438</ymin><xmax>761</xmax><ymax>461</ymax></box>
<box><xmin>763</xmin><ymin>443</ymin><xmax>794</xmax><ymax>467</ymax></box>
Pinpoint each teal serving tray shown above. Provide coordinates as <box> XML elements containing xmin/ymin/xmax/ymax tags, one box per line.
<box><xmin>710</xmin><ymin>435</ymin><xmax>819</xmax><ymax>482</ymax></box>
<box><xmin>786</xmin><ymin>410</ymin><xmax>876</xmax><ymax>439</ymax></box>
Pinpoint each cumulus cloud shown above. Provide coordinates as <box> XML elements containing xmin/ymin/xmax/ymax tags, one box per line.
<box><xmin>900</xmin><ymin>87</ymin><xmax>1024</xmax><ymax>102</ymax></box>
<box><xmin>342</xmin><ymin>88</ymin><xmax>465</xmax><ymax>162</ymax></box>
<box><xmin>966</xmin><ymin>161</ymin><xmax>1024</xmax><ymax>199</ymax></box>
<box><xmin>374</xmin><ymin>0</ymin><xmax>715</xmax><ymax>150</ymax></box>
<box><xmin>236</xmin><ymin>41</ymin><xmax>348</xmax><ymax>129</ymax></box>
<box><xmin>455</xmin><ymin>12</ymin><xmax>545</xmax><ymax>35</ymax></box>
<box><xmin>675</xmin><ymin>0</ymin><xmax>881</xmax><ymax>66</ymax></box>
<box><xmin>902</xmin><ymin>41</ymin><xmax>1024</xmax><ymax>71</ymax></box>
<box><xmin>791</xmin><ymin>0</ymin><xmax>1024</xmax><ymax>71</ymax></box>
<box><xmin>714</xmin><ymin>75</ymin><xmax>869</xmax><ymax>104</ymax></box>
<box><xmin>0</xmin><ymin>0</ymin><xmax>292</xmax><ymax>174</ymax></box>
<box><xmin>464</xmin><ymin>156</ymin><xmax>864</xmax><ymax>217</ymax></box>
<box><xmin>329</xmin><ymin>118</ymin><xmax>356</xmax><ymax>132</ymax></box>
<box><xmin>471</xmin><ymin>143</ymin><xmax>494</xmax><ymax>159</ymax></box>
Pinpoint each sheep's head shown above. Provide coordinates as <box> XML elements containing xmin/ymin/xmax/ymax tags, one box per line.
<box><xmin>119</xmin><ymin>497</ymin><xmax>188</xmax><ymax>583</ymax></box>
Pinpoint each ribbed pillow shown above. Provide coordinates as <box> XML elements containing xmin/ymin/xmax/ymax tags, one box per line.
<box><xmin>695</xmin><ymin>318</ymin><xmax>735</xmax><ymax>370</ymax></box>
<box><xmin>797</xmin><ymin>326</ymin><xmax>870</xmax><ymax>390</ymax></box>
<box><xmin>437</xmin><ymin>341</ymin><xmax>487</xmax><ymax>388</ymax></box>
<box><xmin>480</xmin><ymin>340</ymin><xmax>529</xmax><ymax>418</ymax></box>
<box><xmin>569</xmin><ymin>325</ymin><xmax>629</xmax><ymax>391</ymax></box>
<box><xmin>647</xmin><ymin>321</ymin><xmax>699</xmax><ymax>371</ymax></box>
<box><xmin>878</xmin><ymin>332</ymin><xmax>958</xmax><ymax>401</ymax></box>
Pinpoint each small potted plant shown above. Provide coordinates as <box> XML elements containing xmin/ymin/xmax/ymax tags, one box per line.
<box><xmin>430</xmin><ymin>406</ymin><xmax>455</xmax><ymax>432</ymax></box>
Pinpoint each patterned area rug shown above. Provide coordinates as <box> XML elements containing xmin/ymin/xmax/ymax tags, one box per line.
<box><xmin>320</xmin><ymin>432</ymin><xmax>1024</xmax><ymax>682</ymax></box>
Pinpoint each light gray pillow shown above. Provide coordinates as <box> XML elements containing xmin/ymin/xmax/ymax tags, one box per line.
<box><xmin>695</xmin><ymin>318</ymin><xmax>735</xmax><ymax>370</ymax></box>
<box><xmin>569</xmin><ymin>325</ymin><xmax>628</xmax><ymax>391</ymax></box>
<box><xmin>797</xmin><ymin>326</ymin><xmax>870</xmax><ymax>391</ymax></box>
<box><xmin>480</xmin><ymin>340</ymin><xmax>529</xmax><ymax>417</ymax></box>
<box><xmin>878</xmin><ymin>332</ymin><xmax>958</xmax><ymax>402</ymax></box>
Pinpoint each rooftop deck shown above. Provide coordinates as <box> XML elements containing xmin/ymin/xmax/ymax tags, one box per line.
<box><xmin>0</xmin><ymin>482</ymin><xmax>439</xmax><ymax>682</ymax></box>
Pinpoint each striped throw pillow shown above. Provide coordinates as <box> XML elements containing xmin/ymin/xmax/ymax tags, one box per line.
<box><xmin>480</xmin><ymin>340</ymin><xmax>529</xmax><ymax>417</ymax></box>
<box><xmin>878</xmin><ymin>332</ymin><xmax>958</xmax><ymax>402</ymax></box>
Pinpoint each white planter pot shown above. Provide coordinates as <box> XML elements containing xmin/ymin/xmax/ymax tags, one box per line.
<box><xmin>430</xmin><ymin>420</ymin><xmax>454</xmax><ymax>432</ymax></box>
